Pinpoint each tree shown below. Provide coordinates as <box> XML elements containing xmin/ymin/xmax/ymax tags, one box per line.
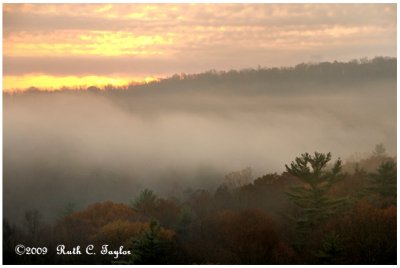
<box><xmin>177</xmin><ymin>206</ymin><xmax>195</xmax><ymax>236</ymax></box>
<box><xmin>215</xmin><ymin>209</ymin><xmax>281</xmax><ymax>264</ymax></box>
<box><xmin>373</xmin><ymin>143</ymin><xmax>387</xmax><ymax>157</ymax></box>
<box><xmin>58</xmin><ymin>202</ymin><xmax>78</xmax><ymax>219</ymax></box>
<box><xmin>222</xmin><ymin>167</ymin><xmax>253</xmax><ymax>191</ymax></box>
<box><xmin>130</xmin><ymin>220</ymin><xmax>163</xmax><ymax>264</ymax></box>
<box><xmin>363</xmin><ymin>160</ymin><xmax>396</xmax><ymax>207</ymax></box>
<box><xmin>3</xmin><ymin>219</ymin><xmax>19</xmax><ymax>264</ymax></box>
<box><xmin>130</xmin><ymin>189</ymin><xmax>181</xmax><ymax>227</ymax></box>
<box><xmin>118</xmin><ymin>220</ymin><xmax>177</xmax><ymax>264</ymax></box>
<box><xmin>366</xmin><ymin>160</ymin><xmax>396</xmax><ymax>197</ymax></box>
<box><xmin>285</xmin><ymin>152</ymin><xmax>348</xmax><ymax>231</ymax></box>
<box><xmin>314</xmin><ymin>232</ymin><xmax>345</xmax><ymax>264</ymax></box>
<box><xmin>186</xmin><ymin>209</ymin><xmax>283</xmax><ymax>264</ymax></box>
<box><xmin>55</xmin><ymin>201</ymin><xmax>138</xmax><ymax>245</ymax></box>
<box><xmin>322</xmin><ymin>201</ymin><xmax>396</xmax><ymax>264</ymax></box>
<box><xmin>23</xmin><ymin>209</ymin><xmax>43</xmax><ymax>238</ymax></box>
<box><xmin>91</xmin><ymin>220</ymin><xmax>150</xmax><ymax>250</ymax></box>
<box><xmin>130</xmin><ymin>189</ymin><xmax>157</xmax><ymax>217</ymax></box>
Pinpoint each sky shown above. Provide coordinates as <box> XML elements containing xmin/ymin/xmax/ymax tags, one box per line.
<box><xmin>3</xmin><ymin>3</ymin><xmax>397</xmax><ymax>91</ymax></box>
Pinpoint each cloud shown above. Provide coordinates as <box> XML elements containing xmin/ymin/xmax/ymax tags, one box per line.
<box><xmin>3</xmin><ymin>56</ymin><xmax>175</xmax><ymax>76</ymax></box>
<box><xmin>4</xmin><ymin>4</ymin><xmax>395</xmax><ymax>31</ymax></box>
<box><xmin>3</xmin><ymin>4</ymin><xmax>396</xmax><ymax>89</ymax></box>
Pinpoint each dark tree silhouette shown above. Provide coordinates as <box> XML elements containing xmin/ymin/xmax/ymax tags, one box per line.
<box><xmin>285</xmin><ymin>152</ymin><xmax>348</xmax><ymax>230</ymax></box>
<box><xmin>119</xmin><ymin>220</ymin><xmax>179</xmax><ymax>264</ymax></box>
<box><xmin>130</xmin><ymin>189</ymin><xmax>157</xmax><ymax>216</ymax></box>
<box><xmin>363</xmin><ymin>160</ymin><xmax>397</xmax><ymax>208</ymax></box>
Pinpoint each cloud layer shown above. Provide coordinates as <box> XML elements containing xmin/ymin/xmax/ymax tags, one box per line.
<box><xmin>3</xmin><ymin>4</ymin><xmax>396</xmax><ymax>90</ymax></box>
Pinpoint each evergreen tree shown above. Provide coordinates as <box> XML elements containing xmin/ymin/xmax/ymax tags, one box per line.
<box><xmin>130</xmin><ymin>220</ymin><xmax>163</xmax><ymax>264</ymax></box>
<box><xmin>117</xmin><ymin>220</ymin><xmax>177</xmax><ymax>264</ymax></box>
<box><xmin>363</xmin><ymin>160</ymin><xmax>396</xmax><ymax>207</ymax></box>
<box><xmin>373</xmin><ymin>143</ymin><xmax>387</xmax><ymax>157</ymax></box>
<box><xmin>130</xmin><ymin>189</ymin><xmax>157</xmax><ymax>216</ymax></box>
<box><xmin>314</xmin><ymin>232</ymin><xmax>345</xmax><ymax>264</ymax></box>
<box><xmin>285</xmin><ymin>152</ymin><xmax>348</xmax><ymax>230</ymax></box>
<box><xmin>366</xmin><ymin>160</ymin><xmax>396</xmax><ymax>197</ymax></box>
<box><xmin>177</xmin><ymin>206</ymin><xmax>195</xmax><ymax>236</ymax></box>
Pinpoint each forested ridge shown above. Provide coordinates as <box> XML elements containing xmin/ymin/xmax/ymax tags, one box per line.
<box><xmin>3</xmin><ymin>57</ymin><xmax>396</xmax><ymax>264</ymax></box>
<box><xmin>6</xmin><ymin>56</ymin><xmax>395</xmax><ymax>95</ymax></box>
<box><xmin>4</xmin><ymin>147</ymin><xmax>397</xmax><ymax>264</ymax></box>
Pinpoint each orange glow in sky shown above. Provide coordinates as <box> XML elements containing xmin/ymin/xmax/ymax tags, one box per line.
<box><xmin>3</xmin><ymin>3</ymin><xmax>396</xmax><ymax>91</ymax></box>
<box><xmin>3</xmin><ymin>75</ymin><xmax>158</xmax><ymax>92</ymax></box>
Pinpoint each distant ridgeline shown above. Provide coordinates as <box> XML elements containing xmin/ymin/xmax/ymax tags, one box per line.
<box><xmin>6</xmin><ymin>57</ymin><xmax>396</xmax><ymax>96</ymax></box>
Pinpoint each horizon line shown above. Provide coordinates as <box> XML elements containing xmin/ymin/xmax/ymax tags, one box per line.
<box><xmin>3</xmin><ymin>55</ymin><xmax>396</xmax><ymax>93</ymax></box>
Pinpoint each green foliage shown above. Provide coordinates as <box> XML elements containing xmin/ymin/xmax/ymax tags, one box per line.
<box><xmin>177</xmin><ymin>206</ymin><xmax>194</xmax><ymax>235</ymax></box>
<box><xmin>130</xmin><ymin>220</ymin><xmax>163</xmax><ymax>264</ymax></box>
<box><xmin>366</xmin><ymin>160</ymin><xmax>396</xmax><ymax>197</ymax></box>
<box><xmin>4</xmin><ymin>150</ymin><xmax>397</xmax><ymax>264</ymax></box>
<box><xmin>314</xmin><ymin>232</ymin><xmax>345</xmax><ymax>264</ymax></box>
<box><xmin>285</xmin><ymin>152</ymin><xmax>348</xmax><ymax>229</ymax></box>
<box><xmin>362</xmin><ymin>160</ymin><xmax>396</xmax><ymax>208</ymax></box>
<box><xmin>130</xmin><ymin>189</ymin><xmax>157</xmax><ymax>215</ymax></box>
<box><xmin>117</xmin><ymin>220</ymin><xmax>175</xmax><ymax>264</ymax></box>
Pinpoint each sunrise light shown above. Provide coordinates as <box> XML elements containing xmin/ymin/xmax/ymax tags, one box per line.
<box><xmin>3</xmin><ymin>4</ymin><xmax>396</xmax><ymax>91</ymax></box>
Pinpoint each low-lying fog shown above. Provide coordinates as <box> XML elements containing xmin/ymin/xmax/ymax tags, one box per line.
<box><xmin>3</xmin><ymin>61</ymin><xmax>397</xmax><ymax>223</ymax></box>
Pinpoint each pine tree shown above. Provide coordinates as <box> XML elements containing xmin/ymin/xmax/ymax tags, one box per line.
<box><xmin>116</xmin><ymin>220</ymin><xmax>168</xmax><ymax>264</ymax></box>
<box><xmin>130</xmin><ymin>220</ymin><xmax>163</xmax><ymax>264</ymax></box>
<box><xmin>366</xmin><ymin>160</ymin><xmax>396</xmax><ymax>197</ymax></box>
<box><xmin>130</xmin><ymin>189</ymin><xmax>157</xmax><ymax>217</ymax></box>
<box><xmin>314</xmin><ymin>232</ymin><xmax>345</xmax><ymax>264</ymax></box>
<box><xmin>177</xmin><ymin>206</ymin><xmax>195</xmax><ymax>236</ymax></box>
<box><xmin>363</xmin><ymin>160</ymin><xmax>396</xmax><ymax>207</ymax></box>
<box><xmin>285</xmin><ymin>152</ymin><xmax>348</xmax><ymax>230</ymax></box>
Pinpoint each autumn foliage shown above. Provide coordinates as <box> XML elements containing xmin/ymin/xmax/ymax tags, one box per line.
<box><xmin>3</xmin><ymin>150</ymin><xmax>396</xmax><ymax>264</ymax></box>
